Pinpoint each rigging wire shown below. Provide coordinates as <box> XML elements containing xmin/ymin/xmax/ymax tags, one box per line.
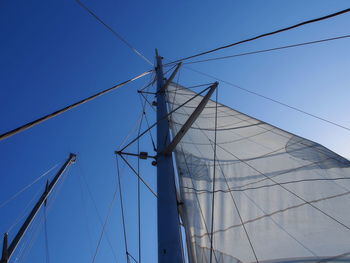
<box><xmin>169</xmin><ymin>8</ymin><xmax>350</xmax><ymax>64</ymax></box>
<box><xmin>172</xmin><ymin>91</ymin><xmax>259</xmax><ymax>263</ymax></box>
<box><xmin>135</xmin><ymin>75</ymin><xmax>155</xmax><ymax>263</ymax></box>
<box><xmin>209</xmin><ymin>87</ymin><xmax>218</xmax><ymax>263</ymax></box>
<box><xmin>7</xmin><ymin>183</ymin><xmax>45</xmax><ymax>233</ymax></box>
<box><xmin>0</xmin><ymin>163</ymin><xmax>59</xmax><ymax>209</ymax></box>
<box><xmin>120</xmin><ymin>85</ymin><xmax>212</xmax><ymax>152</ymax></box>
<box><xmin>119</xmin><ymin>73</ymin><xmax>156</xmax><ymax>149</ymax></box>
<box><xmin>183</xmin><ymin>66</ymin><xmax>350</xmax><ymax>132</ymax></box>
<box><xmin>15</xmin><ymin>211</ymin><xmax>46</xmax><ymax>263</ymax></box>
<box><xmin>137</xmin><ymin>123</ymin><xmax>142</xmax><ymax>263</ymax></box>
<box><xmin>182</xmin><ymin>34</ymin><xmax>350</xmax><ymax>65</ymax></box>
<box><xmin>118</xmin><ymin>154</ymin><xmax>157</xmax><ymax>198</ymax></box>
<box><xmin>216</xmin><ymin>142</ymin><xmax>350</xmax><ymax>232</ymax></box>
<box><xmin>0</xmin><ymin>70</ymin><xmax>152</xmax><ymax>142</ymax></box>
<box><xmin>77</xmin><ymin>171</ymin><xmax>94</xmax><ymax>259</ymax></box>
<box><xmin>43</xmin><ymin>204</ymin><xmax>50</xmax><ymax>263</ymax></box>
<box><xmin>187</xmin><ymin>117</ymin><xmax>262</xmax><ymax>262</ymax></box>
<box><xmin>74</xmin><ymin>0</ymin><xmax>153</xmax><ymax>66</ymax></box>
<box><xmin>167</xmin><ymin>85</ymin><xmax>263</xmax><ymax>261</ymax></box>
<box><xmin>116</xmin><ymin>156</ymin><xmax>131</xmax><ymax>263</ymax></box>
<box><xmin>77</xmin><ymin>164</ymin><xmax>119</xmax><ymax>262</ymax></box>
<box><xmin>14</xmin><ymin>166</ymin><xmax>72</xmax><ymax>262</ymax></box>
<box><xmin>166</xmin><ymin>86</ymin><xmax>220</xmax><ymax>262</ymax></box>
<box><xmin>91</xmin><ymin>174</ymin><xmax>119</xmax><ymax>263</ymax></box>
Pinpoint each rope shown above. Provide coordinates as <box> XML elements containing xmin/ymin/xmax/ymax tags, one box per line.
<box><xmin>209</xmin><ymin>87</ymin><xmax>218</xmax><ymax>263</ymax></box>
<box><xmin>183</xmin><ymin>34</ymin><xmax>350</xmax><ymax>65</ymax></box>
<box><xmin>169</xmin><ymin>8</ymin><xmax>350</xmax><ymax>63</ymax></box>
<box><xmin>75</xmin><ymin>0</ymin><xmax>152</xmax><ymax>65</ymax></box>
<box><xmin>184</xmin><ymin>66</ymin><xmax>350</xmax><ymax>132</ymax></box>
<box><xmin>0</xmin><ymin>70</ymin><xmax>152</xmax><ymax>141</ymax></box>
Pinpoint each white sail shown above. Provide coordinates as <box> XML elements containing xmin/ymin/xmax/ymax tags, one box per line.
<box><xmin>166</xmin><ymin>83</ymin><xmax>350</xmax><ymax>263</ymax></box>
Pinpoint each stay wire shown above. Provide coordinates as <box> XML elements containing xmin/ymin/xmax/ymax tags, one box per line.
<box><xmin>116</xmin><ymin>156</ymin><xmax>131</xmax><ymax>263</ymax></box>
<box><xmin>7</xmin><ymin>182</ymin><xmax>46</xmax><ymax>233</ymax></box>
<box><xmin>120</xmin><ymin>85</ymin><xmax>212</xmax><ymax>152</ymax></box>
<box><xmin>183</xmin><ymin>34</ymin><xmax>350</xmax><ymax>65</ymax></box>
<box><xmin>138</xmin><ymin>91</ymin><xmax>156</xmax><ymax>150</ymax></box>
<box><xmin>15</xmin><ymin>166</ymin><xmax>72</xmax><ymax>262</ymax></box>
<box><xmin>77</xmin><ymin>164</ymin><xmax>119</xmax><ymax>262</ymax></box>
<box><xmin>137</xmin><ymin>125</ymin><xmax>142</xmax><ymax>263</ymax></box>
<box><xmin>209</xmin><ymin>87</ymin><xmax>218</xmax><ymax>263</ymax></box>
<box><xmin>135</xmin><ymin>80</ymin><xmax>152</xmax><ymax>263</ymax></box>
<box><xmin>43</xmin><ymin>205</ymin><xmax>50</xmax><ymax>263</ymax></box>
<box><xmin>184</xmin><ymin>66</ymin><xmax>350</xmax><ymax>132</ymax></box>
<box><xmin>119</xmin><ymin>72</ymin><xmax>156</xmax><ymax>149</ymax></box>
<box><xmin>169</xmin><ymin>8</ymin><xmax>350</xmax><ymax>64</ymax></box>
<box><xmin>0</xmin><ymin>163</ymin><xmax>59</xmax><ymax>209</ymax></box>
<box><xmin>91</xmin><ymin>173</ymin><xmax>119</xmax><ymax>263</ymax></box>
<box><xmin>75</xmin><ymin>0</ymin><xmax>152</xmax><ymax>66</ymax></box>
<box><xmin>118</xmin><ymin>154</ymin><xmax>157</xmax><ymax>198</ymax></box>
<box><xmin>77</xmin><ymin>171</ymin><xmax>94</xmax><ymax>259</ymax></box>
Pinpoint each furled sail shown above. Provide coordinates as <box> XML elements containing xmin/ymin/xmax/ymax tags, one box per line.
<box><xmin>166</xmin><ymin>83</ymin><xmax>350</xmax><ymax>263</ymax></box>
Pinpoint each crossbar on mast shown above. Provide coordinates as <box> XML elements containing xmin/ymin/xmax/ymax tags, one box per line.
<box><xmin>162</xmin><ymin>82</ymin><xmax>218</xmax><ymax>155</ymax></box>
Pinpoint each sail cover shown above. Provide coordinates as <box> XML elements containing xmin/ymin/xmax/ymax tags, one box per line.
<box><xmin>166</xmin><ymin>83</ymin><xmax>350</xmax><ymax>263</ymax></box>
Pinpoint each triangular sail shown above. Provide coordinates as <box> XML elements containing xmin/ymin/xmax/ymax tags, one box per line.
<box><xmin>166</xmin><ymin>83</ymin><xmax>350</xmax><ymax>263</ymax></box>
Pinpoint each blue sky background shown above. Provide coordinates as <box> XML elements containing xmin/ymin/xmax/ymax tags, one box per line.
<box><xmin>1</xmin><ymin>1</ymin><xmax>350</xmax><ymax>262</ymax></box>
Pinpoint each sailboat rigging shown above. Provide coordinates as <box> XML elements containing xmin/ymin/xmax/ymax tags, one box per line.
<box><xmin>1</xmin><ymin>4</ymin><xmax>350</xmax><ymax>263</ymax></box>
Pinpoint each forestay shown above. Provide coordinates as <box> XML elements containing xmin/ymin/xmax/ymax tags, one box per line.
<box><xmin>166</xmin><ymin>83</ymin><xmax>350</xmax><ymax>263</ymax></box>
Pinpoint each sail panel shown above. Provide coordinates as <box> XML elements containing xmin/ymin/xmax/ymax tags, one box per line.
<box><xmin>166</xmin><ymin>83</ymin><xmax>350</xmax><ymax>263</ymax></box>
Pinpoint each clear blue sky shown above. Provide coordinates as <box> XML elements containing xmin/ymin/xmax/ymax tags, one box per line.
<box><xmin>1</xmin><ymin>1</ymin><xmax>350</xmax><ymax>262</ymax></box>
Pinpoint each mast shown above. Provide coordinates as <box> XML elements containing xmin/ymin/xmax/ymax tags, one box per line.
<box><xmin>155</xmin><ymin>50</ymin><xmax>184</xmax><ymax>263</ymax></box>
<box><xmin>0</xmin><ymin>153</ymin><xmax>76</xmax><ymax>263</ymax></box>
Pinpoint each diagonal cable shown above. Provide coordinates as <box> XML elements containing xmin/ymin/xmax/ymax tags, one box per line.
<box><xmin>0</xmin><ymin>70</ymin><xmax>152</xmax><ymax>141</ymax></box>
<box><xmin>120</xmin><ymin>85</ymin><xmax>212</xmax><ymax>151</ymax></box>
<box><xmin>116</xmin><ymin>156</ymin><xmax>132</xmax><ymax>263</ymax></box>
<box><xmin>118</xmin><ymin>154</ymin><xmax>157</xmax><ymax>197</ymax></box>
<box><xmin>169</xmin><ymin>8</ymin><xmax>350</xmax><ymax>63</ymax></box>
<box><xmin>184</xmin><ymin>66</ymin><xmax>350</xmax><ymax>132</ymax></box>
<box><xmin>77</xmin><ymin>164</ymin><xmax>119</xmax><ymax>262</ymax></box>
<box><xmin>91</xmin><ymin>172</ymin><xmax>119</xmax><ymax>263</ymax></box>
<box><xmin>209</xmin><ymin>86</ymin><xmax>218</xmax><ymax>263</ymax></box>
<box><xmin>0</xmin><ymin>163</ymin><xmax>59</xmax><ymax>209</ymax></box>
<box><xmin>183</xmin><ymin>34</ymin><xmax>350</xmax><ymax>65</ymax></box>
<box><xmin>75</xmin><ymin>0</ymin><xmax>152</xmax><ymax>65</ymax></box>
